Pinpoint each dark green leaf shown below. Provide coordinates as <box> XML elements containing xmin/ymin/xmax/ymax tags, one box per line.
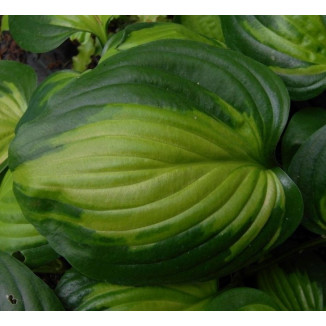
<box><xmin>288</xmin><ymin>125</ymin><xmax>326</xmax><ymax>234</ymax></box>
<box><xmin>257</xmin><ymin>254</ymin><xmax>326</xmax><ymax>310</ymax></box>
<box><xmin>281</xmin><ymin>107</ymin><xmax>326</xmax><ymax>170</ymax></box>
<box><xmin>9</xmin><ymin>15</ymin><xmax>112</xmax><ymax>52</ymax></box>
<box><xmin>0</xmin><ymin>251</ymin><xmax>64</xmax><ymax>311</ymax></box>
<box><xmin>9</xmin><ymin>40</ymin><xmax>302</xmax><ymax>285</ymax></box>
<box><xmin>100</xmin><ymin>22</ymin><xmax>220</xmax><ymax>62</ymax></box>
<box><xmin>220</xmin><ymin>15</ymin><xmax>326</xmax><ymax>100</ymax></box>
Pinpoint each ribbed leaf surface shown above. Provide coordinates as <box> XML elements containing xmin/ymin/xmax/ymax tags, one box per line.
<box><xmin>57</xmin><ymin>268</ymin><xmax>280</xmax><ymax>311</ymax></box>
<box><xmin>0</xmin><ymin>170</ymin><xmax>58</xmax><ymax>267</ymax></box>
<box><xmin>56</xmin><ymin>268</ymin><xmax>217</xmax><ymax>311</ymax></box>
<box><xmin>0</xmin><ymin>61</ymin><xmax>36</xmax><ymax>173</ymax></box>
<box><xmin>257</xmin><ymin>255</ymin><xmax>326</xmax><ymax>310</ymax></box>
<box><xmin>220</xmin><ymin>15</ymin><xmax>326</xmax><ymax>100</ymax></box>
<box><xmin>9</xmin><ymin>40</ymin><xmax>302</xmax><ymax>284</ymax></box>
<box><xmin>0</xmin><ymin>251</ymin><xmax>63</xmax><ymax>311</ymax></box>
<box><xmin>288</xmin><ymin>125</ymin><xmax>326</xmax><ymax>234</ymax></box>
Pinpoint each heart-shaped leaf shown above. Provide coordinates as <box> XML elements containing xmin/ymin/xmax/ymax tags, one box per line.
<box><xmin>10</xmin><ymin>40</ymin><xmax>302</xmax><ymax>285</ymax></box>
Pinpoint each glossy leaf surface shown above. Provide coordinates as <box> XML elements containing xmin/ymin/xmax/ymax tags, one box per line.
<box><xmin>281</xmin><ymin>107</ymin><xmax>326</xmax><ymax>170</ymax></box>
<box><xmin>0</xmin><ymin>251</ymin><xmax>64</xmax><ymax>311</ymax></box>
<box><xmin>0</xmin><ymin>60</ymin><xmax>36</xmax><ymax>173</ymax></box>
<box><xmin>288</xmin><ymin>125</ymin><xmax>326</xmax><ymax>234</ymax></box>
<box><xmin>220</xmin><ymin>15</ymin><xmax>326</xmax><ymax>100</ymax></box>
<box><xmin>10</xmin><ymin>40</ymin><xmax>302</xmax><ymax>284</ymax></box>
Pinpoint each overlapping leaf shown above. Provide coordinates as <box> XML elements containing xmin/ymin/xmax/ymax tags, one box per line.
<box><xmin>9</xmin><ymin>40</ymin><xmax>302</xmax><ymax>285</ymax></box>
<box><xmin>100</xmin><ymin>22</ymin><xmax>220</xmax><ymax>62</ymax></box>
<box><xmin>281</xmin><ymin>107</ymin><xmax>326</xmax><ymax>170</ymax></box>
<box><xmin>57</xmin><ymin>268</ymin><xmax>279</xmax><ymax>311</ymax></box>
<box><xmin>257</xmin><ymin>254</ymin><xmax>326</xmax><ymax>310</ymax></box>
<box><xmin>56</xmin><ymin>268</ymin><xmax>218</xmax><ymax>311</ymax></box>
<box><xmin>0</xmin><ymin>61</ymin><xmax>36</xmax><ymax>173</ymax></box>
<box><xmin>9</xmin><ymin>15</ymin><xmax>112</xmax><ymax>52</ymax></box>
<box><xmin>175</xmin><ymin>15</ymin><xmax>225</xmax><ymax>43</ymax></box>
<box><xmin>0</xmin><ymin>251</ymin><xmax>63</xmax><ymax>311</ymax></box>
<box><xmin>220</xmin><ymin>15</ymin><xmax>326</xmax><ymax>100</ymax></box>
<box><xmin>288</xmin><ymin>124</ymin><xmax>326</xmax><ymax>234</ymax></box>
<box><xmin>0</xmin><ymin>170</ymin><xmax>58</xmax><ymax>267</ymax></box>
<box><xmin>200</xmin><ymin>287</ymin><xmax>280</xmax><ymax>311</ymax></box>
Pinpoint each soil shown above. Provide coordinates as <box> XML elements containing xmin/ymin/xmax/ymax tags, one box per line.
<box><xmin>0</xmin><ymin>30</ymin><xmax>77</xmax><ymax>83</ymax></box>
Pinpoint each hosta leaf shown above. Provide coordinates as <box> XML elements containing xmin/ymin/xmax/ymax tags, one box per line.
<box><xmin>17</xmin><ymin>69</ymin><xmax>79</xmax><ymax>130</ymax></box>
<box><xmin>56</xmin><ymin>268</ymin><xmax>218</xmax><ymax>311</ymax></box>
<box><xmin>9</xmin><ymin>40</ymin><xmax>302</xmax><ymax>285</ymax></box>
<box><xmin>100</xmin><ymin>22</ymin><xmax>220</xmax><ymax>62</ymax></box>
<box><xmin>288</xmin><ymin>125</ymin><xmax>326</xmax><ymax>234</ymax></box>
<box><xmin>197</xmin><ymin>287</ymin><xmax>280</xmax><ymax>311</ymax></box>
<box><xmin>281</xmin><ymin>107</ymin><xmax>326</xmax><ymax>170</ymax></box>
<box><xmin>57</xmin><ymin>269</ymin><xmax>280</xmax><ymax>311</ymax></box>
<box><xmin>0</xmin><ymin>251</ymin><xmax>64</xmax><ymax>310</ymax></box>
<box><xmin>175</xmin><ymin>15</ymin><xmax>225</xmax><ymax>43</ymax></box>
<box><xmin>0</xmin><ymin>170</ymin><xmax>58</xmax><ymax>267</ymax></box>
<box><xmin>0</xmin><ymin>70</ymin><xmax>77</xmax><ymax>266</ymax></box>
<box><xmin>0</xmin><ymin>60</ymin><xmax>36</xmax><ymax>173</ymax></box>
<box><xmin>257</xmin><ymin>254</ymin><xmax>326</xmax><ymax>310</ymax></box>
<box><xmin>9</xmin><ymin>15</ymin><xmax>112</xmax><ymax>52</ymax></box>
<box><xmin>220</xmin><ymin>15</ymin><xmax>326</xmax><ymax>100</ymax></box>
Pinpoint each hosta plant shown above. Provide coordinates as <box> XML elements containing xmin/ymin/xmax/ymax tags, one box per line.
<box><xmin>100</xmin><ymin>22</ymin><xmax>220</xmax><ymax>62</ymax></box>
<box><xmin>9</xmin><ymin>39</ymin><xmax>302</xmax><ymax>285</ymax></box>
<box><xmin>257</xmin><ymin>254</ymin><xmax>326</xmax><ymax>310</ymax></box>
<box><xmin>286</xmin><ymin>119</ymin><xmax>326</xmax><ymax>234</ymax></box>
<box><xmin>0</xmin><ymin>60</ymin><xmax>36</xmax><ymax>173</ymax></box>
<box><xmin>220</xmin><ymin>15</ymin><xmax>326</xmax><ymax>100</ymax></box>
<box><xmin>281</xmin><ymin>107</ymin><xmax>326</xmax><ymax>170</ymax></box>
<box><xmin>281</xmin><ymin>107</ymin><xmax>326</xmax><ymax>234</ymax></box>
<box><xmin>0</xmin><ymin>251</ymin><xmax>63</xmax><ymax>311</ymax></box>
<box><xmin>56</xmin><ymin>268</ymin><xmax>279</xmax><ymax>311</ymax></box>
<box><xmin>0</xmin><ymin>170</ymin><xmax>58</xmax><ymax>267</ymax></box>
<box><xmin>8</xmin><ymin>15</ymin><xmax>113</xmax><ymax>52</ymax></box>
